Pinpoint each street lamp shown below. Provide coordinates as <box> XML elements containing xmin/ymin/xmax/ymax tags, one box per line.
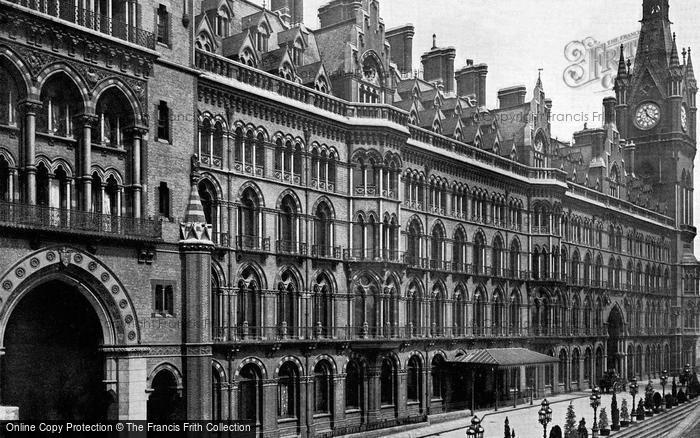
<box><xmin>660</xmin><ymin>369</ymin><xmax>668</xmax><ymax>398</ymax></box>
<box><xmin>629</xmin><ymin>377</ymin><xmax>638</xmax><ymax>423</ymax></box>
<box><xmin>466</xmin><ymin>415</ymin><xmax>484</xmax><ymax>438</ymax></box>
<box><xmin>590</xmin><ymin>387</ymin><xmax>601</xmax><ymax>438</ymax></box>
<box><xmin>683</xmin><ymin>363</ymin><xmax>691</xmax><ymax>392</ymax></box>
<box><xmin>538</xmin><ymin>398</ymin><xmax>552</xmax><ymax>438</ymax></box>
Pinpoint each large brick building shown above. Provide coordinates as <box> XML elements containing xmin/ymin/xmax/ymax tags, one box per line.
<box><xmin>0</xmin><ymin>0</ymin><xmax>698</xmax><ymax>434</ymax></box>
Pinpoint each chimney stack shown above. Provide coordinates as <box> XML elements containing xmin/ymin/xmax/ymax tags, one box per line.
<box><xmin>603</xmin><ymin>96</ymin><xmax>617</xmax><ymax>125</ymax></box>
<box><xmin>386</xmin><ymin>24</ymin><xmax>415</xmax><ymax>75</ymax></box>
<box><xmin>420</xmin><ymin>37</ymin><xmax>456</xmax><ymax>93</ymax></box>
<box><xmin>455</xmin><ymin>60</ymin><xmax>488</xmax><ymax>106</ymax></box>
<box><xmin>497</xmin><ymin>85</ymin><xmax>527</xmax><ymax>109</ymax></box>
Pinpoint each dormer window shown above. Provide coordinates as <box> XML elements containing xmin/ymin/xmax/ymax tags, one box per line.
<box><xmin>256</xmin><ymin>24</ymin><xmax>269</xmax><ymax>52</ymax></box>
<box><xmin>216</xmin><ymin>8</ymin><xmax>230</xmax><ymax>37</ymax></box>
<box><xmin>291</xmin><ymin>38</ymin><xmax>304</xmax><ymax>66</ymax></box>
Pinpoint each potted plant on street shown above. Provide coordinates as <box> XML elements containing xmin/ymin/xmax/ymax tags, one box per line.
<box><xmin>644</xmin><ymin>380</ymin><xmax>654</xmax><ymax>416</ymax></box>
<box><xmin>611</xmin><ymin>392</ymin><xmax>620</xmax><ymax>431</ymax></box>
<box><xmin>564</xmin><ymin>402</ymin><xmax>577</xmax><ymax>438</ymax></box>
<box><xmin>653</xmin><ymin>392</ymin><xmax>662</xmax><ymax>413</ymax></box>
<box><xmin>665</xmin><ymin>393</ymin><xmax>674</xmax><ymax>409</ymax></box>
<box><xmin>598</xmin><ymin>407</ymin><xmax>610</xmax><ymax>436</ymax></box>
<box><xmin>620</xmin><ymin>399</ymin><xmax>630</xmax><ymax>427</ymax></box>
<box><xmin>637</xmin><ymin>399</ymin><xmax>645</xmax><ymax>420</ymax></box>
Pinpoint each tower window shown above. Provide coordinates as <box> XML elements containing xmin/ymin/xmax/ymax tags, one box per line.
<box><xmin>156</xmin><ymin>101</ymin><xmax>170</xmax><ymax>142</ymax></box>
<box><xmin>158</xmin><ymin>182</ymin><xmax>170</xmax><ymax>217</ymax></box>
<box><xmin>156</xmin><ymin>5</ymin><xmax>170</xmax><ymax>45</ymax></box>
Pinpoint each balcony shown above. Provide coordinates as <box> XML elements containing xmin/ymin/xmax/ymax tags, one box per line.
<box><xmin>276</xmin><ymin>240</ymin><xmax>307</xmax><ymax>256</ymax></box>
<box><xmin>343</xmin><ymin>248</ymin><xmax>404</xmax><ymax>263</ymax></box>
<box><xmin>0</xmin><ymin>200</ymin><xmax>161</xmax><ymax>241</ymax></box>
<box><xmin>8</xmin><ymin>0</ymin><xmax>156</xmax><ymax>49</ymax></box>
<box><xmin>311</xmin><ymin>245</ymin><xmax>342</xmax><ymax>260</ymax></box>
<box><xmin>235</xmin><ymin>235</ymin><xmax>270</xmax><ymax>252</ymax></box>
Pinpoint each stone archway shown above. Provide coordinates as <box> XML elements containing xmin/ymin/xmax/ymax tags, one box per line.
<box><xmin>607</xmin><ymin>306</ymin><xmax>625</xmax><ymax>375</ymax></box>
<box><xmin>2</xmin><ymin>279</ymin><xmax>108</xmax><ymax>420</ymax></box>
<box><xmin>0</xmin><ymin>247</ymin><xmax>146</xmax><ymax>420</ymax></box>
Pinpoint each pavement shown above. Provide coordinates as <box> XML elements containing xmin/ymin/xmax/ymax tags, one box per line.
<box><xmin>383</xmin><ymin>379</ymin><xmax>686</xmax><ymax>438</ymax></box>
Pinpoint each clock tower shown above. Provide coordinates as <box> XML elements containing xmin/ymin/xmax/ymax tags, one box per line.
<box><xmin>615</xmin><ymin>0</ymin><xmax>697</xmax><ymax>231</ymax></box>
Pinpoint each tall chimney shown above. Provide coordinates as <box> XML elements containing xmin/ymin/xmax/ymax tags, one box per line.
<box><xmin>455</xmin><ymin>60</ymin><xmax>488</xmax><ymax>106</ymax></box>
<box><xmin>603</xmin><ymin>96</ymin><xmax>617</xmax><ymax>125</ymax></box>
<box><xmin>420</xmin><ymin>35</ymin><xmax>456</xmax><ymax>93</ymax></box>
<box><xmin>271</xmin><ymin>0</ymin><xmax>304</xmax><ymax>25</ymax></box>
<box><xmin>497</xmin><ymin>85</ymin><xmax>527</xmax><ymax>109</ymax></box>
<box><xmin>386</xmin><ymin>24</ymin><xmax>415</xmax><ymax>75</ymax></box>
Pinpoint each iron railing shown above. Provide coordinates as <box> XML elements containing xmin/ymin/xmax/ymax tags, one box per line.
<box><xmin>0</xmin><ymin>200</ymin><xmax>161</xmax><ymax>240</ymax></box>
<box><xmin>9</xmin><ymin>0</ymin><xmax>156</xmax><ymax>49</ymax></box>
<box><xmin>235</xmin><ymin>235</ymin><xmax>270</xmax><ymax>252</ymax></box>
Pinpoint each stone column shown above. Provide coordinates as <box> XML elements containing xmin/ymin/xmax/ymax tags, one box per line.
<box><xmin>76</xmin><ymin>114</ymin><xmax>98</xmax><ymax>212</ymax></box>
<box><xmin>127</xmin><ymin>126</ymin><xmax>147</xmax><ymax>218</ymax></box>
<box><xmin>19</xmin><ymin>100</ymin><xmax>42</xmax><ymax>205</ymax></box>
<box><xmin>179</xmin><ymin>172</ymin><xmax>215</xmax><ymax>419</ymax></box>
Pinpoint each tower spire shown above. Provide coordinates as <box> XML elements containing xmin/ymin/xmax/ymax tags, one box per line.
<box><xmin>670</xmin><ymin>33</ymin><xmax>680</xmax><ymax>67</ymax></box>
<box><xmin>687</xmin><ymin>47</ymin><xmax>696</xmax><ymax>81</ymax></box>
<box><xmin>617</xmin><ymin>44</ymin><xmax>628</xmax><ymax>78</ymax></box>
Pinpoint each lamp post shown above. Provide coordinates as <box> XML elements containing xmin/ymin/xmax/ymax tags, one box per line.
<box><xmin>629</xmin><ymin>377</ymin><xmax>638</xmax><ymax>423</ymax></box>
<box><xmin>466</xmin><ymin>415</ymin><xmax>484</xmax><ymax>438</ymax></box>
<box><xmin>538</xmin><ymin>398</ymin><xmax>552</xmax><ymax>438</ymax></box>
<box><xmin>590</xmin><ymin>387</ymin><xmax>601</xmax><ymax>438</ymax></box>
<box><xmin>660</xmin><ymin>369</ymin><xmax>668</xmax><ymax>398</ymax></box>
<box><xmin>683</xmin><ymin>363</ymin><xmax>691</xmax><ymax>393</ymax></box>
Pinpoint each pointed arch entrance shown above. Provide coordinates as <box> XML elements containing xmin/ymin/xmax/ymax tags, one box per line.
<box><xmin>607</xmin><ymin>306</ymin><xmax>625</xmax><ymax>375</ymax></box>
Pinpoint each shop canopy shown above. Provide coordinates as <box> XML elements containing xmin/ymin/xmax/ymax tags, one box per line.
<box><xmin>452</xmin><ymin>348</ymin><xmax>558</xmax><ymax>368</ymax></box>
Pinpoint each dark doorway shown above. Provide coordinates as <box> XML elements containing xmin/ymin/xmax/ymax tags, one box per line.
<box><xmin>2</xmin><ymin>280</ymin><xmax>107</xmax><ymax>420</ymax></box>
<box><xmin>607</xmin><ymin>306</ymin><xmax>624</xmax><ymax>374</ymax></box>
<box><xmin>147</xmin><ymin>370</ymin><xmax>183</xmax><ymax>422</ymax></box>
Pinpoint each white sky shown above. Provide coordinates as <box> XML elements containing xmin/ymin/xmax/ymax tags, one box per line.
<box><xmin>256</xmin><ymin>0</ymin><xmax>700</xmax><ymax>253</ymax></box>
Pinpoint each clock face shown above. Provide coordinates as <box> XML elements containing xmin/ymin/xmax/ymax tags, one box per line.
<box><xmin>634</xmin><ymin>102</ymin><xmax>661</xmax><ymax>130</ymax></box>
<box><xmin>681</xmin><ymin>105</ymin><xmax>688</xmax><ymax>132</ymax></box>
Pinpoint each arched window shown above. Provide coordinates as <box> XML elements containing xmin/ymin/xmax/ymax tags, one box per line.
<box><xmin>559</xmin><ymin>349</ymin><xmax>568</xmax><ymax>385</ymax></box>
<box><xmin>572</xmin><ymin>349</ymin><xmax>580</xmax><ymax>384</ymax></box>
<box><xmin>313</xmin><ymin>361</ymin><xmax>332</xmax><ymax>413</ymax></box>
<box><xmin>36</xmin><ymin>163</ymin><xmax>50</xmax><ymax>207</ymax></box>
<box><xmin>0</xmin><ymin>156</ymin><xmax>10</xmax><ymax>201</ymax></box>
<box><xmin>198</xmin><ymin>179</ymin><xmax>219</xmax><ymax>234</ymax></box>
<box><xmin>239</xmin><ymin>364</ymin><xmax>262</xmax><ymax>423</ymax></box>
<box><xmin>237</xmin><ymin>267</ymin><xmax>261</xmax><ymax>338</ymax></box>
<box><xmin>238</xmin><ymin>187</ymin><xmax>262</xmax><ymax>249</ymax></box>
<box><xmin>509</xmin><ymin>290</ymin><xmax>520</xmax><ymax>335</ymax></box>
<box><xmin>453</xmin><ymin>228</ymin><xmax>466</xmax><ymax>272</ymax></box>
<box><xmin>278</xmin><ymin>195</ymin><xmax>299</xmax><ymax>253</ymax></box>
<box><xmin>277</xmin><ymin>362</ymin><xmax>298</xmax><ymax>419</ymax></box>
<box><xmin>406</xmin><ymin>282</ymin><xmax>421</xmax><ymax>336</ymax></box>
<box><xmin>314</xmin><ymin>202</ymin><xmax>333</xmax><ymax>257</ymax></box>
<box><xmin>406</xmin><ymin>219</ymin><xmax>422</xmax><ymax>267</ymax></box>
<box><xmin>345</xmin><ymin>361</ymin><xmax>362</xmax><ymax>409</ymax></box>
<box><xmin>430</xmin><ymin>285</ymin><xmax>445</xmax><ymax>336</ymax></box>
<box><xmin>430</xmin><ymin>224</ymin><xmax>445</xmax><ymax>268</ymax></box>
<box><xmin>431</xmin><ymin>355</ymin><xmax>446</xmax><ymax>399</ymax></box>
<box><xmin>509</xmin><ymin>238</ymin><xmax>520</xmax><ymax>276</ymax></box>
<box><xmin>406</xmin><ymin>356</ymin><xmax>421</xmax><ymax>403</ymax></box>
<box><xmin>313</xmin><ymin>274</ymin><xmax>332</xmax><ymax>337</ymax></box>
<box><xmin>38</xmin><ymin>73</ymin><xmax>82</xmax><ymax>137</ymax></box>
<box><xmin>492</xmin><ymin>290</ymin><xmax>504</xmax><ymax>335</ymax></box>
<box><xmin>492</xmin><ymin>235</ymin><xmax>504</xmax><ymax>276</ymax></box>
<box><xmin>94</xmin><ymin>88</ymin><xmax>132</xmax><ymax>148</ymax></box>
<box><xmin>277</xmin><ymin>271</ymin><xmax>298</xmax><ymax>337</ymax></box>
<box><xmin>380</xmin><ymin>359</ymin><xmax>395</xmax><ymax>406</ymax></box>
<box><xmin>0</xmin><ymin>65</ymin><xmax>20</xmax><ymax>126</ymax></box>
<box><xmin>473</xmin><ymin>289</ymin><xmax>486</xmax><ymax>335</ymax></box>
<box><xmin>473</xmin><ymin>232</ymin><xmax>485</xmax><ymax>274</ymax></box>
<box><xmin>454</xmin><ymin>288</ymin><xmax>466</xmax><ymax>336</ymax></box>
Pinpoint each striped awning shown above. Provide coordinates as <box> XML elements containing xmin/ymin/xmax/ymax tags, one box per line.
<box><xmin>452</xmin><ymin>348</ymin><xmax>557</xmax><ymax>367</ymax></box>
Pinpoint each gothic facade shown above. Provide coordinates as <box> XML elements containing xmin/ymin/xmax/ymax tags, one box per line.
<box><xmin>0</xmin><ymin>0</ymin><xmax>698</xmax><ymax>435</ymax></box>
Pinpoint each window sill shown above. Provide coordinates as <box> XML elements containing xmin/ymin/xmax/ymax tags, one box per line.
<box><xmin>407</xmin><ymin>401</ymin><xmax>420</xmax><ymax>406</ymax></box>
<box><xmin>313</xmin><ymin>413</ymin><xmax>331</xmax><ymax>419</ymax></box>
<box><xmin>380</xmin><ymin>404</ymin><xmax>395</xmax><ymax>409</ymax></box>
<box><xmin>277</xmin><ymin>417</ymin><xmax>298</xmax><ymax>424</ymax></box>
<box><xmin>155</xmin><ymin>138</ymin><xmax>172</xmax><ymax>145</ymax></box>
<box><xmin>345</xmin><ymin>408</ymin><xmax>361</xmax><ymax>414</ymax></box>
<box><xmin>151</xmin><ymin>312</ymin><xmax>176</xmax><ymax>318</ymax></box>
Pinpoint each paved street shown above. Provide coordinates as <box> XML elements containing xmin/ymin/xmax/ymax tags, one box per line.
<box><xmin>402</xmin><ymin>379</ymin><xmax>678</xmax><ymax>438</ymax></box>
